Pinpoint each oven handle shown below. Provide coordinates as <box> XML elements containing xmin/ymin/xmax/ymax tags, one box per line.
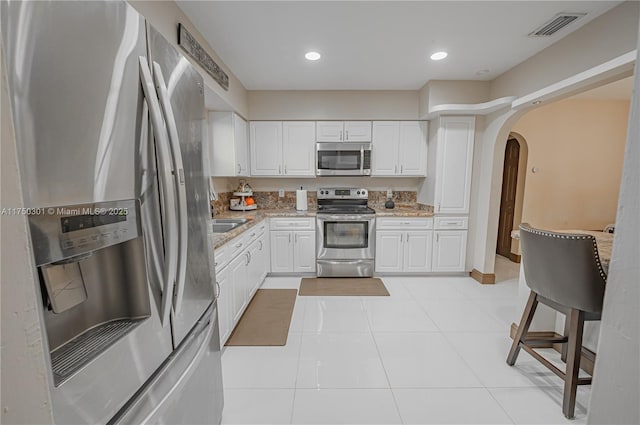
<box><xmin>317</xmin><ymin>215</ymin><xmax>376</xmax><ymax>221</ymax></box>
<box><xmin>360</xmin><ymin>145</ymin><xmax>364</xmax><ymax>175</ymax></box>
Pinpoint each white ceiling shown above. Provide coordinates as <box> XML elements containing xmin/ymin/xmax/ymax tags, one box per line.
<box><xmin>177</xmin><ymin>1</ymin><xmax>620</xmax><ymax>90</ymax></box>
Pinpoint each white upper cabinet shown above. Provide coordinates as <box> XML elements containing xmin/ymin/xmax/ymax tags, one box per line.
<box><xmin>422</xmin><ymin>117</ymin><xmax>475</xmax><ymax>214</ymax></box>
<box><xmin>398</xmin><ymin>122</ymin><xmax>427</xmax><ymax>176</ymax></box>
<box><xmin>250</xmin><ymin>121</ymin><xmax>283</xmax><ymax>175</ymax></box>
<box><xmin>250</xmin><ymin>121</ymin><xmax>315</xmax><ymax>176</ymax></box>
<box><xmin>371</xmin><ymin>121</ymin><xmax>399</xmax><ymax>176</ymax></box>
<box><xmin>316</xmin><ymin>121</ymin><xmax>372</xmax><ymax>142</ymax></box>
<box><xmin>372</xmin><ymin>121</ymin><xmax>427</xmax><ymax>176</ymax></box>
<box><xmin>344</xmin><ymin>121</ymin><xmax>372</xmax><ymax>142</ymax></box>
<box><xmin>208</xmin><ymin>112</ymin><xmax>249</xmax><ymax>176</ymax></box>
<box><xmin>282</xmin><ymin>121</ymin><xmax>316</xmax><ymax>176</ymax></box>
<box><xmin>316</xmin><ymin>121</ymin><xmax>344</xmax><ymax>142</ymax></box>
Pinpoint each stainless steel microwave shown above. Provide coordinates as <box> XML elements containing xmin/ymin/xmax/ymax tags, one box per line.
<box><xmin>316</xmin><ymin>142</ymin><xmax>372</xmax><ymax>176</ymax></box>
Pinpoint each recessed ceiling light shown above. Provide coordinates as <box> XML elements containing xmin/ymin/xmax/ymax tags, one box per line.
<box><xmin>476</xmin><ymin>69</ymin><xmax>490</xmax><ymax>76</ymax></box>
<box><xmin>305</xmin><ymin>51</ymin><xmax>321</xmax><ymax>61</ymax></box>
<box><xmin>430</xmin><ymin>51</ymin><xmax>448</xmax><ymax>61</ymax></box>
<box><xmin>532</xmin><ymin>100</ymin><xmax>542</xmax><ymax>105</ymax></box>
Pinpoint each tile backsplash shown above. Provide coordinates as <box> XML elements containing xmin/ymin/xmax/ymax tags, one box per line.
<box><xmin>211</xmin><ymin>190</ymin><xmax>430</xmax><ymax>215</ymax></box>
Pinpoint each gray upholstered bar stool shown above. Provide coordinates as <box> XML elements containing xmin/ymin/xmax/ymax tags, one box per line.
<box><xmin>507</xmin><ymin>223</ymin><xmax>607</xmax><ymax>419</ymax></box>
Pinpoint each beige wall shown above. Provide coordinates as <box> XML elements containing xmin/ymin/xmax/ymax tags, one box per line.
<box><xmin>129</xmin><ymin>0</ymin><xmax>249</xmax><ymax>117</ymax></box>
<box><xmin>490</xmin><ymin>1</ymin><xmax>639</xmax><ymax>99</ymax></box>
<box><xmin>248</xmin><ymin>90</ymin><xmax>419</xmax><ymax>120</ymax></box>
<box><xmin>512</xmin><ymin>99</ymin><xmax>629</xmax><ymax>233</ymax></box>
<box><xmin>418</xmin><ymin>80</ymin><xmax>491</xmax><ymax>117</ymax></box>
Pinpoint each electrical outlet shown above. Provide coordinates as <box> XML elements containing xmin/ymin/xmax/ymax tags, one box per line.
<box><xmin>279</xmin><ymin>189</ymin><xmax>285</xmax><ymax>197</ymax></box>
<box><xmin>386</xmin><ymin>189</ymin><xmax>393</xmax><ymax>198</ymax></box>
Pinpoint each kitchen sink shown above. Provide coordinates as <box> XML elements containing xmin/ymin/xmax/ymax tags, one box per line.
<box><xmin>211</xmin><ymin>218</ymin><xmax>250</xmax><ymax>233</ymax></box>
<box><xmin>212</xmin><ymin>218</ymin><xmax>249</xmax><ymax>224</ymax></box>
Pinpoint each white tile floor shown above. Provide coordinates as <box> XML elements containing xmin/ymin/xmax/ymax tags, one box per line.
<box><xmin>221</xmin><ymin>259</ymin><xmax>591</xmax><ymax>425</ymax></box>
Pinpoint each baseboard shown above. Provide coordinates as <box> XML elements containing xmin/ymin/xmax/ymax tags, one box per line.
<box><xmin>509</xmin><ymin>253</ymin><xmax>521</xmax><ymax>263</ymax></box>
<box><xmin>509</xmin><ymin>322</ymin><xmax>595</xmax><ymax>375</ymax></box>
<box><xmin>470</xmin><ymin>269</ymin><xmax>496</xmax><ymax>284</ymax></box>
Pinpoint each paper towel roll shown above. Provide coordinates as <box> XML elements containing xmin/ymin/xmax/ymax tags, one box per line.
<box><xmin>296</xmin><ymin>190</ymin><xmax>308</xmax><ymax>211</ymax></box>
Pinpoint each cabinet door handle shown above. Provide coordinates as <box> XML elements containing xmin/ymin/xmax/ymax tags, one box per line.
<box><xmin>394</xmin><ymin>165</ymin><xmax>397</xmax><ymax>174</ymax></box>
<box><xmin>400</xmin><ymin>234</ymin><xmax>403</xmax><ymax>243</ymax></box>
<box><xmin>406</xmin><ymin>234</ymin><xmax>410</xmax><ymax>242</ymax></box>
<box><xmin>259</xmin><ymin>240</ymin><xmax>263</xmax><ymax>251</ymax></box>
<box><xmin>235</xmin><ymin>243</ymin><xmax>243</xmax><ymax>248</ymax></box>
<box><xmin>295</xmin><ymin>233</ymin><xmax>298</xmax><ymax>243</ymax></box>
<box><xmin>436</xmin><ymin>233</ymin><xmax>439</xmax><ymax>242</ymax></box>
<box><xmin>340</xmin><ymin>130</ymin><xmax>343</xmax><ymax>141</ymax></box>
<box><xmin>437</xmin><ymin>204</ymin><xmax>441</xmax><ymax>212</ymax></box>
<box><xmin>278</xmin><ymin>165</ymin><xmax>282</xmax><ymax>174</ymax></box>
<box><xmin>237</xmin><ymin>163</ymin><xmax>241</xmax><ymax>174</ymax></box>
<box><xmin>288</xmin><ymin>233</ymin><xmax>291</xmax><ymax>243</ymax></box>
<box><xmin>346</xmin><ymin>130</ymin><xmax>349</xmax><ymax>140</ymax></box>
<box><xmin>248</xmin><ymin>251</ymin><xmax>252</xmax><ymax>264</ymax></box>
<box><xmin>400</xmin><ymin>165</ymin><xmax>403</xmax><ymax>174</ymax></box>
<box><xmin>284</xmin><ymin>165</ymin><xmax>287</xmax><ymax>174</ymax></box>
<box><xmin>250</xmin><ymin>232</ymin><xmax>256</xmax><ymax>237</ymax></box>
<box><xmin>215</xmin><ymin>281</ymin><xmax>221</xmax><ymax>301</ymax></box>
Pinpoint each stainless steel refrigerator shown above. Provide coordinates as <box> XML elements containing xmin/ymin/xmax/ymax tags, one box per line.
<box><xmin>1</xmin><ymin>1</ymin><xmax>223</xmax><ymax>423</ymax></box>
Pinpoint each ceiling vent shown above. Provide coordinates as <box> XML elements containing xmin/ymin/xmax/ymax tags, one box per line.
<box><xmin>528</xmin><ymin>13</ymin><xmax>587</xmax><ymax>37</ymax></box>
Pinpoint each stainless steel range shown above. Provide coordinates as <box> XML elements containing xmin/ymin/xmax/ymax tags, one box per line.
<box><xmin>316</xmin><ymin>188</ymin><xmax>376</xmax><ymax>277</ymax></box>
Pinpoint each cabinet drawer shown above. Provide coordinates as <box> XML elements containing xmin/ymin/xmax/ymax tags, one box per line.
<box><xmin>377</xmin><ymin>217</ymin><xmax>433</xmax><ymax>230</ymax></box>
<box><xmin>214</xmin><ymin>245</ymin><xmax>229</xmax><ymax>272</ymax></box>
<box><xmin>243</xmin><ymin>224</ymin><xmax>265</xmax><ymax>244</ymax></box>
<box><xmin>434</xmin><ymin>216</ymin><xmax>468</xmax><ymax>230</ymax></box>
<box><xmin>269</xmin><ymin>217</ymin><xmax>315</xmax><ymax>231</ymax></box>
<box><xmin>227</xmin><ymin>233</ymin><xmax>248</xmax><ymax>260</ymax></box>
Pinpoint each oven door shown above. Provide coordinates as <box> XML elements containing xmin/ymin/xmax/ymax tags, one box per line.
<box><xmin>316</xmin><ymin>143</ymin><xmax>371</xmax><ymax>176</ymax></box>
<box><xmin>316</xmin><ymin>214</ymin><xmax>375</xmax><ymax>260</ymax></box>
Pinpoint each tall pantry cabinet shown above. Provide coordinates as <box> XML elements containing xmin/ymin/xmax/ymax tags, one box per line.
<box><xmin>421</xmin><ymin>116</ymin><xmax>475</xmax><ymax>272</ymax></box>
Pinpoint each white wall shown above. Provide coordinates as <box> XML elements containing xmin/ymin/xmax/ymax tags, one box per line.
<box><xmin>588</xmin><ymin>23</ymin><xmax>640</xmax><ymax>425</ymax></box>
<box><xmin>129</xmin><ymin>0</ymin><xmax>249</xmax><ymax>117</ymax></box>
<box><xmin>248</xmin><ymin>90</ymin><xmax>419</xmax><ymax>120</ymax></box>
<box><xmin>1</xmin><ymin>46</ymin><xmax>54</xmax><ymax>425</ymax></box>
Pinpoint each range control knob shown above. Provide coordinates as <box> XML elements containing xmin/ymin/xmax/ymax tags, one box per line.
<box><xmin>357</xmin><ymin>191</ymin><xmax>361</xmax><ymax>195</ymax></box>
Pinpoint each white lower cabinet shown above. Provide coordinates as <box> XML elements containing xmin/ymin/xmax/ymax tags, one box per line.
<box><xmin>269</xmin><ymin>217</ymin><xmax>316</xmax><ymax>273</ymax></box>
<box><xmin>375</xmin><ymin>217</ymin><xmax>433</xmax><ymax>273</ymax></box>
<box><xmin>404</xmin><ymin>231</ymin><xmax>433</xmax><ymax>272</ymax></box>
<box><xmin>432</xmin><ymin>230</ymin><xmax>468</xmax><ymax>272</ymax></box>
<box><xmin>230</xmin><ymin>253</ymin><xmax>248</xmax><ymax>323</ymax></box>
<box><xmin>374</xmin><ymin>232</ymin><xmax>403</xmax><ymax>272</ymax></box>
<box><xmin>215</xmin><ymin>266</ymin><xmax>232</xmax><ymax>346</ymax></box>
<box><xmin>214</xmin><ymin>221</ymin><xmax>269</xmax><ymax>346</ymax></box>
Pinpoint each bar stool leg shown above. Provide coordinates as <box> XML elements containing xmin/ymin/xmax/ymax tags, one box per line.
<box><xmin>561</xmin><ymin>315</ymin><xmax>570</xmax><ymax>362</ymax></box>
<box><xmin>563</xmin><ymin>308</ymin><xmax>585</xmax><ymax>419</ymax></box>
<box><xmin>507</xmin><ymin>291</ymin><xmax>538</xmax><ymax>366</ymax></box>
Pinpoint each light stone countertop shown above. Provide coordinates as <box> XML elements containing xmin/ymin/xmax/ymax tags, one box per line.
<box><xmin>373</xmin><ymin>207</ymin><xmax>434</xmax><ymax>217</ymax></box>
<box><xmin>211</xmin><ymin>208</ymin><xmax>316</xmax><ymax>249</ymax></box>
<box><xmin>211</xmin><ymin>206</ymin><xmax>434</xmax><ymax>249</ymax></box>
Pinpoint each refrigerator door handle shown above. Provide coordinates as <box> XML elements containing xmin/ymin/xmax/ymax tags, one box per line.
<box><xmin>139</xmin><ymin>56</ymin><xmax>178</xmax><ymax>327</ymax></box>
<box><xmin>152</xmin><ymin>61</ymin><xmax>189</xmax><ymax>315</ymax></box>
